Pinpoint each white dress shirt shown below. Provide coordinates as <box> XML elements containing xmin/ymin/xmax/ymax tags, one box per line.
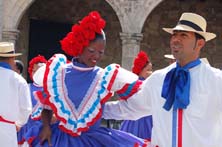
<box><xmin>0</xmin><ymin>66</ymin><xmax>32</xmax><ymax>147</ymax></box>
<box><xmin>103</xmin><ymin>61</ymin><xmax>222</xmax><ymax>147</ymax></box>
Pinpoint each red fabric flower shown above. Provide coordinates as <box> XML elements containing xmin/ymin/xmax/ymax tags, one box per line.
<box><xmin>28</xmin><ymin>55</ymin><xmax>47</xmax><ymax>80</ymax></box>
<box><xmin>60</xmin><ymin>11</ymin><xmax>106</xmax><ymax>57</ymax></box>
<box><xmin>132</xmin><ymin>51</ymin><xmax>150</xmax><ymax>75</ymax></box>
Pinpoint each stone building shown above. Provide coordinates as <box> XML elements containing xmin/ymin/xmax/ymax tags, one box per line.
<box><xmin>1</xmin><ymin>0</ymin><xmax>222</xmax><ymax>80</ymax></box>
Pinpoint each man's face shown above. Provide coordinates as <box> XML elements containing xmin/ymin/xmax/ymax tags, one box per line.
<box><xmin>170</xmin><ymin>30</ymin><xmax>203</xmax><ymax>65</ymax></box>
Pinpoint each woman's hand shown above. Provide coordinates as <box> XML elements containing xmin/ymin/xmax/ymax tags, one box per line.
<box><xmin>39</xmin><ymin>125</ymin><xmax>52</xmax><ymax>146</ymax></box>
<box><xmin>16</xmin><ymin>125</ymin><xmax>21</xmax><ymax>132</ymax></box>
<box><xmin>40</xmin><ymin>109</ymin><xmax>53</xmax><ymax>146</ymax></box>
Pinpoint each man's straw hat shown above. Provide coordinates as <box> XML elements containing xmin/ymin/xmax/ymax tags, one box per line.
<box><xmin>0</xmin><ymin>42</ymin><xmax>22</xmax><ymax>57</ymax></box>
<box><xmin>163</xmin><ymin>13</ymin><xmax>216</xmax><ymax>41</ymax></box>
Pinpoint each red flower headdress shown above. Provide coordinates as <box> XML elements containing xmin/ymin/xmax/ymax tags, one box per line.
<box><xmin>60</xmin><ymin>11</ymin><xmax>106</xmax><ymax>57</ymax></box>
<box><xmin>28</xmin><ymin>55</ymin><xmax>47</xmax><ymax>80</ymax></box>
<box><xmin>132</xmin><ymin>51</ymin><xmax>150</xmax><ymax>75</ymax></box>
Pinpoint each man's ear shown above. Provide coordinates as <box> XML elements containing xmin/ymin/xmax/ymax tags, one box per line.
<box><xmin>197</xmin><ymin>39</ymin><xmax>205</xmax><ymax>51</ymax></box>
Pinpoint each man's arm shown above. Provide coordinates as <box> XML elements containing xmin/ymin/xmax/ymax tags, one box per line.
<box><xmin>103</xmin><ymin>78</ymin><xmax>152</xmax><ymax>120</ymax></box>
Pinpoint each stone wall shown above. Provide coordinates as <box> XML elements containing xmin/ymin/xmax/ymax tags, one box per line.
<box><xmin>17</xmin><ymin>0</ymin><xmax>122</xmax><ymax>79</ymax></box>
<box><xmin>4</xmin><ymin>0</ymin><xmax>222</xmax><ymax>80</ymax></box>
<box><xmin>17</xmin><ymin>12</ymin><xmax>30</xmax><ymax>79</ymax></box>
<box><xmin>141</xmin><ymin>0</ymin><xmax>222</xmax><ymax>70</ymax></box>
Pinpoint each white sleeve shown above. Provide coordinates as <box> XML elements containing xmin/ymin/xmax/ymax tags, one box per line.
<box><xmin>218</xmin><ymin>71</ymin><xmax>222</xmax><ymax>112</ymax></box>
<box><xmin>106</xmin><ymin>64</ymin><xmax>139</xmax><ymax>92</ymax></box>
<box><xmin>101</xmin><ymin>64</ymin><xmax>142</xmax><ymax>101</ymax></box>
<box><xmin>15</xmin><ymin>80</ymin><xmax>32</xmax><ymax>127</ymax></box>
<box><xmin>103</xmin><ymin>78</ymin><xmax>152</xmax><ymax>120</ymax></box>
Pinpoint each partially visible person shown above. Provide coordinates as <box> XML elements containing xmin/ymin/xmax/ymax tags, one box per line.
<box><xmin>200</xmin><ymin>58</ymin><xmax>209</xmax><ymax>65</ymax></box>
<box><xmin>0</xmin><ymin>42</ymin><xmax>32</xmax><ymax>147</ymax></box>
<box><xmin>164</xmin><ymin>54</ymin><xmax>209</xmax><ymax>66</ymax></box>
<box><xmin>103</xmin><ymin>13</ymin><xmax>222</xmax><ymax>147</ymax></box>
<box><xmin>164</xmin><ymin>54</ymin><xmax>176</xmax><ymax>64</ymax></box>
<box><xmin>17</xmin><ymin>55</ymin><xmax>47</xmax><ymax>147</ymax></box>
<box><xmin>120</xmin><ymin>51</ymin><xmax>153</xmax><ymax>140</ymax></box>
<box><xmin>15</xmin><ymin>60</ymin><xmax>24</xmax><ymax>75</ymax></box>
<box><xmin>29</xmin><ymin>11</ymin><xmax>149</xmax><ymax>147</ymax></box>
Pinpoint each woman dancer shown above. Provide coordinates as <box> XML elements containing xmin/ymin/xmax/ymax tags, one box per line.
<box><xmin>120</xmin><ymin>51</ymin><xmax>153</xmax><ymax>140</ymax></box>
<box><xmin>32</xmin><ymin>11</ymin><xmax>149</xmax><ymax>147</ymax></box>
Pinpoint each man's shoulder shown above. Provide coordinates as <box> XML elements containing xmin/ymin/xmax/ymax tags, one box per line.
<box><xmin>200</xmin><ymin>63</ymin><xmax>222</xmax><ymax>79</ymax></box>
<box><xmin>13</xmin><ymin>71</ymin><xmax>28</xmax><ymax>84</ymax></box>
<box><xmin>152</xmin><ymin>63</ymin><xmax>176</xmax><ymax>76</ymax></box>
<box><xmin>146</xmin><ymin>64</ymin><xmax>175</xmax><ymax>84</ymax></box>
<box><xmin>1</xmin><ymin>69</ymin><xmax>28</xmax><ymax>86</ymax></box>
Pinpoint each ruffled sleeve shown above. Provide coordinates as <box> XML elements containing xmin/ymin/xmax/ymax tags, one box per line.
<box><xmin>33</xmin><ymin>90</ymin><xmax>52</xmax><ymax>110</ymax></box>
<box><xmin>40</xmin><ymin>54</ymin><xmax>106</xmax><ymax>136</ymax></box>
<box><xmin>30</xmin><ymin>101</ymin><xmax>43</xmax><ymax>120</ymax></box>
<box><xmin>101</xmin><ymin>64</ymin><xmax>142</xmax><ymax>100</ymax></box>
<box><xmin>42</xmin><ymin>54</ymin><xmax>68</xmax><ymax>123</ymax></box>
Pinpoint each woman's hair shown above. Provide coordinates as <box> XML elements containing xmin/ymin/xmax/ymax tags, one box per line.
<box><xmin>92</xmin><ymin>30</ymin><xmax>106</xmax><ymax>42</ymax></box>
<box><xmin>132</xmin><ymin>51</ymin><xmax>150</xmax><ymax>75</ymax></box>
<box><xmin>28</xmin><ymin>55</ymin><xmax>47</xmax><ymax>80</ymax></box>
<box><xmin>60</xmin><ymin>11</ymin><xmax>106</xmax><ymax>57</ymax></box>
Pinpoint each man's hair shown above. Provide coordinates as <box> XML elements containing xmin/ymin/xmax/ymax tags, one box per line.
<box><xmin>0</xmin><ymin>56</ymin><xmax>10</xmax><ymax>61</ymax></box>
<box><xmin>195</xmin><ymin>33</ymin><xmax>205</xmax><ymax>41</ymax></box>
<box><xmin>15</xmin><ymin>60</ymin><xmax>24</xmax><ymax>74</ymax></box>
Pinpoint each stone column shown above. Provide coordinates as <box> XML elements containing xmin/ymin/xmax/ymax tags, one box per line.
<box><xmin>120</xmin><ymin>32</ymin><xmax>143</xmax><ymax>70</ymax></box>
<box><xmin>2</xmin><ymin>28</ymin><xmax>20</xmax><ymax>44</ymax></box>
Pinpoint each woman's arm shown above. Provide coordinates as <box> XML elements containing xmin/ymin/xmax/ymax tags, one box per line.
<box><xmin>39</xmin><ymin>109</ymin><xmax>53</xmax><ymax>146</ymax></box>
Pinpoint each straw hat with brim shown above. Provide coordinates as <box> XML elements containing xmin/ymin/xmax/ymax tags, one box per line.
<box><xmin>0</xmin><ymin>42</ymin><xmax>22</xmax><ymax>57</ymax></box>
<box><xmin>163</xmin><ymin>12</ymin><xmax>216</xmax><ymax>42</ymax></box>
<box><xmin>164</xmin><ymin>54</ymin><xmax>175</xmax><ymax>60</ymax></box>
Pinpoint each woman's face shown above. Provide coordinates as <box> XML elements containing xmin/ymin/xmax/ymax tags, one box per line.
<box><xmin>139</xmin><ymin>63</ymin><xmax>152</xmax><ymax>79</ymax></box>
<box><xmin>32</xmin><ymin>63</ymin><xmax>45</xmax><ymax>78</ymax></box>
<box><xmin>78</xmin><ymin>39</ymin><xmax>106</xmax><ymax>67</ymax></box>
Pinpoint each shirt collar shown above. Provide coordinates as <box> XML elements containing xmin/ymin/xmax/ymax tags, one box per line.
<box><xmin>0</xmin><ymin>62</ymin><xmax>12</xmax><ymax>70</ymax></box>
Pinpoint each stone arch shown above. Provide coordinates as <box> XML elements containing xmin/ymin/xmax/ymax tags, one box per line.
<box><xmin>138</xmin><ymin>0</ymin><xmax>163</xmax><ymax>33</ymax></box>
<box><xmin>3</xmin><ymin>0</ymin><xmax>35</xmax><ymax>29</ymax></box>
<box><xmin>2</xmin><ymin>0</ymin><xmax>123</xmax><ymax>79</ymax></box>
<box><xmin>105</xmin><ymin>0</ymin><xmax>163</xmax><ymax>69</ymax></box>
<box><xmin>104</xmin><ymin>0</ymin><xmax>122</xmax><ymax>31</ymax></box>
<box><xmin>2</xmin><ymin>0</ymin><xmax>121</xmax><ymax>44</ymax></box>
<box><xmin>7</xmin><ymin>0</ymin><xmax>122</xmax><ymax>69</ymax></box>
<box><xmin>3</xmin><ymin>0</ymin><xmax>120</xmax><ymax>31</ymax></box>
<box><xmin>105</xmin><ymin>0</ymin><xmax>163</xmax><ymax>33</ymax></box>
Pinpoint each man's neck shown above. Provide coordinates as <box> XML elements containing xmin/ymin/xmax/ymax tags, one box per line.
<box><xmin>178</xmin><ymin>57</ymin><xmax>199</xmax><ymax>67</ymax></box>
